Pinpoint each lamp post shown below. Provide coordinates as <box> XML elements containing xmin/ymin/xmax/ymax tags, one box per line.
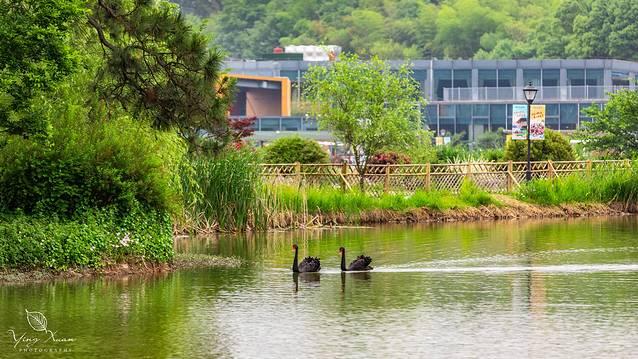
<box><xmin>523</xmin><ymin>82</ymin><xmax>538</xmax><ymax>181</ymax></box>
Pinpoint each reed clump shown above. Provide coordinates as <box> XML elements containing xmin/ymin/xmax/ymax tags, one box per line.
<box><xmin>517</xmin><ymin>161</ymin><xmax>638</xmax><ymax>209</ymax></box>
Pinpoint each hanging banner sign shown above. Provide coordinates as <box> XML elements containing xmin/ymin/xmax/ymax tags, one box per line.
<box><xmin>511</xmin><ymin>104</ymin><xmax>528</xmax><ymax>140</ymax></box>
<box><xmin>529</xmin><ymin>104</ymin><xmax>546</xmax><ymax>140</ymax></box>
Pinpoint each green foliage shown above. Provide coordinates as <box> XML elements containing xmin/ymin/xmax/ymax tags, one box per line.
<box><xmin>578</xmin><ymin>90</ymin><xmax>638</xmax><ymax>158</ymax></box>
<box><xmin>304</xmin><ymin>54</ymin><xmax>423</xmax><ymax>188</ymax></box>
<box><xmin>261</xmin><ymin>136</ymin><xmax>329</xmax><ymax>164</ymax></box>
<box><xmin>0</xmin><ymin>0</ymin><xmax>85</xmax><ymax>136</ymax></box>
<box><xmin>269</xmin><ymin>183</ymin><xmax>497</xmax><ymax>215</ymax></box>
<box><xmin>517</xmin><ymin>163</ymin><xmax>638</xmax><ymax>207</ymax></box>
<box><xmin>88</xmin><ymin>0</ymin><xmax>234</xmax><ymax>152</ymax></box>
<box><xmin>476</xmin><ymin>129</ymin><xmax>505</xmax><ymax>150</ymax></box>
<box><xmin>388</xmin><ymin>129</ymin><xmax>437</xmax><ymax>164</ymax></box>
<box><xmin>182</xmin><ymin>150</ymin><xmax>264</xmax><ymax>231</ymax></box>
<box><xmin>459</xmin><ymin>179</ymin><xmax>498</xmax><ymax>206</ymax></box>
<box><xmin>0</xmin><ymin>76</ymin><xmax>186</xmax><ymax>218</ymax></box>
<box><xmin>504</xmin><ymin>129</ymin><xmax>576</xmax><ymax>162</ymax></box>
<box><xmin>0</xmin><ymin>208</ymin><xmax>173</xmax><ymax>270</ymax></box>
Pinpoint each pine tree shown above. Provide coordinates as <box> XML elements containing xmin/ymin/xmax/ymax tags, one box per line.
<box><xmin>87</xmin><ymin>0</ymin><xmax>234</xmax><ymax>151</ymax></box>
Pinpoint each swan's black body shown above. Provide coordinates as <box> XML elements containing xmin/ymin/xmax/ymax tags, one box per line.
<box><xmin>339</xmin><ymin>247</ymin><xmax>373</xmax><ymax>271</ymax></box>
<box><xmin>292</xmin><ymin>244</ymin><xmax>321</xmax><ymax>272</ymax></box>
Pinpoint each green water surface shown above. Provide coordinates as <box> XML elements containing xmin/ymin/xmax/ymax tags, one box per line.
<box><xmin>2</xmin><ymin>217</ymin><xmax>638</xmax><ymax>358</ymax></box>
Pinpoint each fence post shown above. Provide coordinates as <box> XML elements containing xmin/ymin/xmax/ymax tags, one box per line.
<box><xmin>586</xmin><ymin>160</ymin><xmax>592</xmax><ymax>176</ymax></box>
<box><xmin>384</xmin><ymin>165</ymin><xmax>390</xmax><ymax>194</ymax></box>
<box><xmin>341</xmin><ymin>161</ymin><xmax>348</xmax><ymax>192</ymax></box>
<box><xmin>547</xmin><ymin>160</ymin><xmax>554</xmax><ymax>179</ymax></box>
<box><xmin>425</xmin><ymin>163</ymin><xmax>431</xmax><ymax>191</ymax></box>
<box><xmin>466</xmin><ymin>163</ymin><xmax>472</xmax><ymax>180</ymax></box>
<box><xmin>507</xmin><ymin>161</ymin><xmax>513</xmax><ymax>192</ymax></box>
<box><xmin>295</xmin><ymin>162</ymin><xmax>301</xmax><ymax>187</ymax></box>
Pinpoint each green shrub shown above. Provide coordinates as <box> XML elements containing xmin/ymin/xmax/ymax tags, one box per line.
<box><xmin>0</xmin><ymin>115</ymin><xmax>185</xmax><ymax>218</ymax></box>
<box><xmin>261</xmin><ymin>136</ymin><xmax>329</xmax><ymax>163</ymax></box>
<box><xmin>476</xmin><ymin>129</ymin><xmax>505</xmax><ymax>150</ymax></box>
<box><xmin>0</xmin><ymin>208</ymin><xmax>173</xmax><ymax>270</ymax></box>
<box><xmin>504</xmin><ymin>129</ymin><xmax>576</xmax><ymax>161</ymax></box>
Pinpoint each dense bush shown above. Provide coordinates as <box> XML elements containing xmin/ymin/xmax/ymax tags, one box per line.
<box><xmin>0</xmin><ymin>115</ymin><xmax>185</xmax><ymax>218</ymax></box>
<box><xmin>261</xmin><ymin>136</ymin><xmax>329</xmax><ymax>164</ymax></box>
<box><xmin>369</xmin><ymin>151</ymin><xmax>411</xmax><ymax>165</ymax></box>
<box><xmin>476</xmin><ymin>129</ymin><xmax>505</xmax><ymax>150</ymax></box>
<box><xmin>504</xmin><ymin>129</ymin><xmax>576</xmax><ymax>161</ymax></box>
<box><xmin>0</xmin><ymin>208</ymin><xmax>173</xmax><ymax>270</ymax></box>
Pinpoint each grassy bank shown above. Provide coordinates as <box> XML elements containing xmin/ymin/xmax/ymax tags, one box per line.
<box><xmin>0</xmin><ymin>208</ymin><xmax>173</xmax><ymax>271</ymax></box>
<box><xmin>178</xmin><ymin>153</ymin><xmax>638</xmax><ymax>232</ymax></box>
<box><xmin>517</xmin><ymin>162</ymin><xmax>638</xmax><ymax>209</ymax></box>
<box><xmin>267</xmin><ymin>180</ymin><xmax>497</xmax><ymax>215</ymax></box>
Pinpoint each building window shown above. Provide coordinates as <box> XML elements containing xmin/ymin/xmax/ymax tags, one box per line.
<box><xmin>546</xmin><ymin>104</ymin><xmax>559</xmax><ymax>130</ymax></box>
<box><xmin>456</xmin><ymin>104</ymin><xmax>471</xmax><ymax>140</ymax></box>
<box><xmin>426</xmin><ymin>105</ymin><xmax>438</xmax><ymax>131</ymax></box>
<box><xmin>453</xmin><ymin>70</ymin><xmax>471</xmax><ymax>88</ymax></box>
<box><xmin>260</xmin><ymin>117</ymin><xmax>280</xmax><ymax>131</ymax></box>
<box><xmin>281</xmin><ymin>117</ymin><xmax>301</xmax><ymax>131</ymax></box>
<box><xmin>498</xmin><ymin>69</ymin><xmax>516</xmax><ymax>87</ymax></box>
<box><xmin>560</xmin><ymin>104</ymin><xmax>578</xmax><ymax>130</ymax></box>
<box><xmin>612</xmin><ymin>71</ymin><xmax>631</xmax><ymax>87</ymax></box>
<box><xmin>478</xmin><ymin>70</ymin><xmax>497</xmax><ymax>87</ymax></box>
<box><xmin>587</xmin><ymin>69</ymin><xmax>604</xmax><ymax>98</ymax></box>
<box><xmin>523</xmin><ymin>69</ymin><xmax>541</xmax><ymax>87</ymax></box>
<box><xmin>567</xmin><ymin>69</ymin><xmax>585</xmax><ymax>86</ymax></box>
<box><xmin>434</xmin><ymin>70</ymin><xmax>452</xmax><ymax>100</ymax></box>
<box><xmin>490</xmin><ymin>104</ymin><xmax>507</xmax><ymax>131</ymax></box>
<box><xmin>412</xmin><ymin>69</ymin><xmax>427</xmax><ymax>90</ymax></box>
<box><xmin>542</xmin><ymin>69</ymin><xmax>560</xmax><ymax>100</ymax></box>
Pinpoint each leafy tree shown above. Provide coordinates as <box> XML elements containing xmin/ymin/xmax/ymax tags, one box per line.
<box><xmin>0</xmin><ymin>0</ymin><xmax>85</xmax><ymax>137</ymax></box>
<box><xmin>578</xmin><ymin>90</ymin><xmax>638</xmax><ymax>158</ymax></box>
<box><xmin>476</xmin><ymin>129</ymin><xmax>505</xmax><ymax>150</ymax></box>
<box><xmin>504</xmin><ymin>129</ymin><xmax>576</xmax><ymax>161</ymax></box>
<box><xmin>87</xmin><ymin>0</ymin><xmax>234</xmax><ymax>152</ymax></box>
<box><xmin>261</xmin><ymin>136</ymin><xmax>329</xmax><ymax>164</ymax></box>
<box><xmin>304</xmin><ymin>54</ymin><xmax>423</xmax><ymax>189</ymax></box>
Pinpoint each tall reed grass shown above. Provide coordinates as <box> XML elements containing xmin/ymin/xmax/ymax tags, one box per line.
<box><xmin>517</xmin><ymin>161</ymin><xmax>638</xmax><ymax>208</ymax></box>
<box><xmin>267</xmin><ymin>179</ymin><xmax>497</xmax><ymax>216</ymax></box>
<box><xmin>179</xmin><ymin>153</ymin><xmax>499</xmax><ymax>232</ymax></box>
<box><xmin>181</xmin><ymin>150</ymin><xmax>264</xmax><ymax>232</ymax></box>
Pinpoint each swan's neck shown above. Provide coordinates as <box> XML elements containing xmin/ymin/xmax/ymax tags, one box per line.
<box><xmin>292</xmin><ymin>248</ymin><xmax>299</xmax><ymax>272</ymax></box>
<box><xmin>340</xmin><ymin>250</ymin><xmax>347</xmax><ymax>271</ymax></box>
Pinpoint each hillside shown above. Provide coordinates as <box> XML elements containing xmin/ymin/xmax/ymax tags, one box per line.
<box><xmin>171</xmin><ymin>0</ymin><xmax>638</xmax><ymax>61</ymax></box>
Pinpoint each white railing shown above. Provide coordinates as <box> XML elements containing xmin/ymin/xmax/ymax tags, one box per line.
<box><xmin>442</xmin><ymin>86</ymin><xmax>631</xmax><ymax>102</ymax></box>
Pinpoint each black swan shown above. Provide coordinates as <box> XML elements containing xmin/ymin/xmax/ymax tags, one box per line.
<box><xmin>339</xmin><ymin>247</ymin><xmax>373</xmax><ymax>271</ymax></box>
<box><xmin>292</xmin><ymin>244</ymin><xmax>321</xmax><ymax>272</ymax></box>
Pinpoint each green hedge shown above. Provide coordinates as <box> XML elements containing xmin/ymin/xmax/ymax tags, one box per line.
<box><xmin>0</xmin><ymin>207</ymin><xmax>173</xmax><ymax>271</ymax></box>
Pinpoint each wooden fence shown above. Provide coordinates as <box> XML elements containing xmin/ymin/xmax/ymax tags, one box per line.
<box><xmin>261</xmin><ymin>160</ymin><xmax>631</xmax><ymax>195</ymax></box>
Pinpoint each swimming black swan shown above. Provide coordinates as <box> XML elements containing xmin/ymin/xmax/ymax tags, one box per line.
<box><xmin>339</xmin><ymin>247</ymin><xmax>373</xmax><ymax>271</ymax></box>
<box><xmin>292</xmin><ymin>244</ymin><xmax>321</xmax><ymax>272</ymax></box>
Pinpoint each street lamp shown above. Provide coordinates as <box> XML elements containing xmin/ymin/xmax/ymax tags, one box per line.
<box><xmin>523</xmin><ymin>82</ymin><xmax>538</xmax><ymax>181</ymax></box>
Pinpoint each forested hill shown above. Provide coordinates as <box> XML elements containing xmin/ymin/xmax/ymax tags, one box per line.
<box><xmin>171</xmin><ymin>0</ymin><xmax>638</xmax><ymax>61</ymax></box>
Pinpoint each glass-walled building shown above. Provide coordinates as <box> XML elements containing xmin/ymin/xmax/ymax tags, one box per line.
<box><xmin>226</xmin><ymin>59</ymin><xmax>638</xmax><ymax>142</ymax></box>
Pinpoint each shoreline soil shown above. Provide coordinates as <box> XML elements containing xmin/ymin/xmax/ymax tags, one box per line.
<box><xmin>254</xmin><ymin>196</ymin><xmax>637</xmax><ymax>230</ymax></box>
<box><xmin>0</xmin><ymin>253</ymin><xmax>243</xmax><ymax>285</ymax></box>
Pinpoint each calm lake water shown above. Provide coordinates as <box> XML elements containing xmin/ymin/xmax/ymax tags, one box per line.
<box><xmin>2</xmin><ymin>217</ymin><xmax>638</xmax><ymax>358</ymax></box>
